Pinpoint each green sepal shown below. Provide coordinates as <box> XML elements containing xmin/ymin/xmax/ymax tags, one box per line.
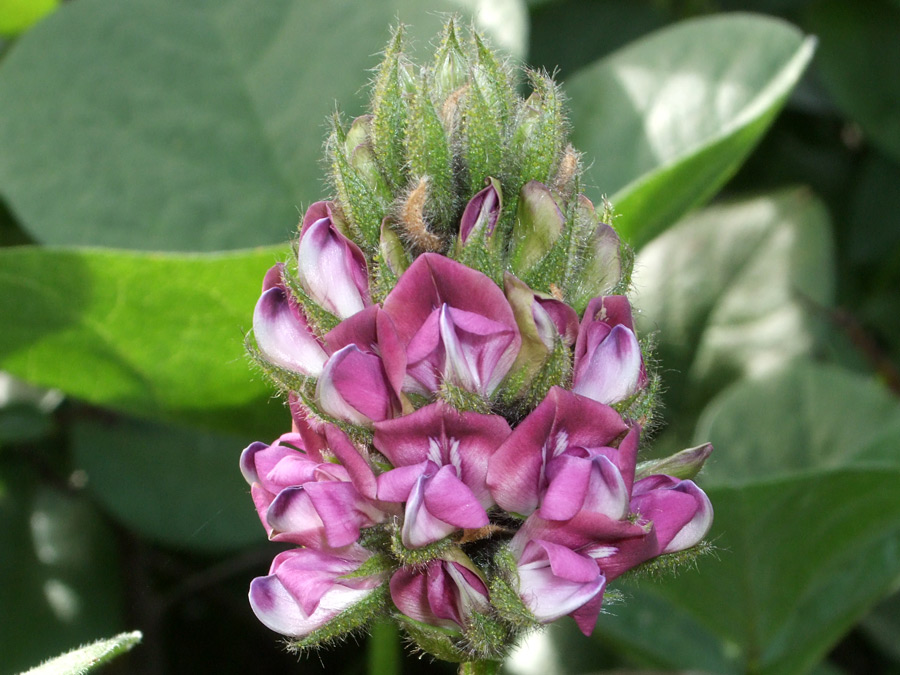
<box><xmin>340</xmin><ymin>552</ymin><xmax>396</xmax><ymax>580</ymax></box>
<box><xmin>470</xmin><ymin>30</ymin><xmax>516</xmax><ymax>127</ymax></box>
<box><xmin>328</xmin><ymin>127</ymin><xmax>387</xmax><ymax>252</ymax></box>
<box><xmin>390</xmin><ymin>525</ymin><xmax>454</xmax><ymax>566</ymax></box>
<box><xmin>395</xmin><ymin>615</ymin><xmax>468</xmax><ymax>663</ymax></box>
<box><xmin>635</xmin><ymin>442</ymin><xmax>714</xmax><ymax>481</ymax></box>
<box><xmin>501</xmin><ymin>272</ymin><xmax>551</xmax><ymax>385</ymax></box>
<box><xmin>406</xmin><ymin>76</ymin><xmax>455</xmax><ymax>229</ymax></box>
<box><xmin>486</xmin><ymin>548</ymin><xmax>541</xmax><ymax>631</ymax></box>
<box><xmin>438</xmin><ymin>380</ymin><xmax>493</xmax><ymax>415</ymax></box>
<box><xmin>464</xmin><ymin>612</ymin><xmax>511</xmax><ymax>661</ymax></box>
<box><xmin>371</xmin><ymin>26</ymin><xmax>411</xmax><ymax>190</ymax></box>
<box><xmin>569</xmin><ymin>213</ymin><xmax>624</xmax><ymax>314</ymax></box>
<box><xmin>509</xmin><ymin>71</ymin><xmax>566</xmax><ymax>192</ymax></box>
<box><xmin>282</xmin><ymin>267</ymin><xmax>341</xmax><ymax>335</ymax></box>
<box><xmin>460</xmin><ymin>78</ymin><xmax>505</xmax><ymax>198</ymax></box>
<box><xmin>617</xmin><ymin>540</ymin><xmax>716</xmax><ymax>582</ymax></box>
<box><xmin>371</xmin><ymin>221</ymin><xmax>408</xmax><ymax>302</ymax></box>
<box><xmin>288</xmin><ymin>584</ymin><xmax>391</xmax><ymax>653</ymax></box>
<box><xmin>432</xmin><ymin>18</ymin><xmax>470</xmax><ymax>106</ymax></box>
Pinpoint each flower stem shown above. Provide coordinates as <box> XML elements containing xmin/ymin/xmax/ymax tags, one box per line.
<box><xmin>459</xmin><ymin>660</ymin><xmax>502</xmax><ymax>675</ymax></box>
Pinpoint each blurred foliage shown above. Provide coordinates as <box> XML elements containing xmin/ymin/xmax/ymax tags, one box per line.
<box><xmin>1</xmin><ymin>0</ymin><xmax>899</xmax><ymax>674</ymax></box>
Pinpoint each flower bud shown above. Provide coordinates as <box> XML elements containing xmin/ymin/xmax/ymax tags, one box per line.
<box><xmin>249</xmin><ymin>546</ymin><xmax>385</xmax><ymax>638</ymax></box>
<box><xmin>297</xmin><ymin>216</ymin><xmax>371</xmax><ymax>319</ymax></box>
<box><xmin>509</xmin><ymin>181</ymin><xmax>565</xmax><ymax>277</ymax></box>
<box><xmin>635</xmin><ymin>443</ymin><xmax>713</xmax><ymax>481</ymax></box>
<box><xmin>572</xmin><ymin>296</ymin><xmax>646</xmax><ymax>405</ymax></box>
<box><xmin>459</xmin><ymin>177</ymin><xmax>502</xmax><ymax>246</ymax></box>
<box><xmin>390</xmin><ymin>554</ymin><xmax>490</xmax><ymax>630</ymax></box>
<box><xmin>253</xmin><ymin>264</ymin><xmax>328</xmax><ymax>376</ymax></box>
<box><xmin>631</xmin><ymin>476</ymin><xmax>714</xmax><ymax>554</ymax></box>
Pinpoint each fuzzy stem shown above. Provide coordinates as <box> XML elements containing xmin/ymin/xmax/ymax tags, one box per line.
<box><xmin>459</xmin><ymin>660</ymin><xmax>502</xmax><ymax>675</ymax></box>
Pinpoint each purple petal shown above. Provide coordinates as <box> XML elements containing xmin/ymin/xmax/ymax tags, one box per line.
<box><xmin>265</xmin><ymin>487</ymin><xmax>327</xmax><ymax>548</ymax></box>
<box><xmin>422</xmin><ymin>465</ymin><xmax>489</xmax><ymax>530</ymax></box>
<box><xmin>317</xmin><ymin>345</ymin><xmax>393</xmax><ymax>426</ymax></box>
<box><xmin>324</xmin><ymin>424</ymin><xmax>378</xmax><ymax>500</ymax></box>
<box><xmin>516</xmin><ymin>541</ymin><xmax>606</xmax><ymax>625</ymax></box>
<box><xmin>373</xmin><ymin>402</ymin><xmax>511</xmax><ymax>507</ymax></box>
<box><xmin>534</xmin><ymin>297</ymin><xmax>579</xmax><ymax>347</ymax></box>
<box><xmin>298</xmin><ymin>218</ymin><xmax>370</xmax><ymax>319</ymax></box>
<box><xmin>401</xmin><ymin>472</ymin><xmax>458</xmax><ymax>548</ymax></box>
<box><xmin>303</xmin><ymin>481</ymin><xmax>384</xmax><ymax>548</ymax></box>
<box><xmin>632</xmin><ymin>478</ymin><xmax>713</xmax><ymax>554</ymax></box>
<box><xmin>488</xmin><ymin>387</ymin><xmax>628</xmax><ymax>516</ymax></box>
<box><xmin>376</xmin><ymin>462</ymin><xmax>430</xmax><ymax>502</ymax></box>
<box><xmin>253</xmin><ymin>286</ymin><xmax>328</xmax><ymax>376</ymax></box>
<box><xmin>581</xmin><ymin>455</ymin><xmax>630</xmax><ymax>521</ymax></box>
<box><xmin>539</xmin><ymin>455</ymin><xmax>592</xmax><ymax>521</ymax></box>
<box><xmin>572</xmin><ymin>324</ymin><xmax>643</xmax><ymax>405</ymax></box>
<box><xmin>383</xmin><ymin>253</ymin><xmax>520</xmax><ymax>350</ymax></box>
<box><xmin>459</xmin><ymin>179</ymin><xmax>501</xmax><ymax>243</ymax></box>
<box><xmin>390</xmin><ymin>564</ymin><xmax>459</xmax><ymax>630</ymax></box>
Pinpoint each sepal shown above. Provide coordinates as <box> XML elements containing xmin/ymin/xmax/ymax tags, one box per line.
<box><xmin>635</xmin><ymin>443</ymin><xmax>713</xmax><ymax>481</ymax></box>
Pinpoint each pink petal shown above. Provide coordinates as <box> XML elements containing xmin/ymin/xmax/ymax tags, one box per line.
<box><xmin>422</xmin><ymin>465</ymin><xmax>489</xmax><ymax>530</ymax></box>
<box><xmin>572</xmin><ymin>324</ymin><xmax>643</xmax><ymax>405</ymax></box>
<box><xmin>298</xmin><ymin>218</ymin><xmax>370</xmax><ymax>319</ymax></box>
<box><xmin>253</xmin><ymin>286</ymin><xmax>328</xmax><ymax>376</ymax></box>
<box><xmin>325</xmin><ymin>425</ymin><xmax>378</xmax><ymax>500</ymax></box>
<box><xmin>539</xmin><ymin>455</ymin><xmax>592</xmax><ymax>521</ymax></box>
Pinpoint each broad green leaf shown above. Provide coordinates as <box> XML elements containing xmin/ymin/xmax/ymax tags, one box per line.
<box><xmin>566</xmin><ymin>14</ymin><xmax>815</xmax><ymax>246</ymax></box>
<box><xmin>0</xmin><ymin>0</ymin><xmax>527</xmax><ymax>251</ymax></box>
<box><xmin>806</xmin><ymin>0</ymin><xmax>900</xmax><ymax>164</ymax></box>
<box><xmin>71</xmin><ymin>415</ymin><xmax>262</xmax><ymax>552</ymax></box>
<box><xmin>0</xmin><ymin>0</ymin><xmax>57</xmax><ymax>36</ymax></box>
<box><xmin>591</xmin><ymin>363</ymin><xmax>900</xmax><ymax>675</ymax></box>
<box><xmin>0</xmin><ymin>460</ymin><xmax>124</xmax><ymax>675</ymax></box>
<box><xmin>632</xmin><ymin>189</ymin><xmax>834</xmax><ymax>425</ymax></box>
<box><xmin>0</xmin><ymin>245</ymin><xmax>288</xmax><ymax>437</ymax></box>
<box><xmin>19</xmin><ymin>631</ymin><xmax>141</xmax><ymax>675</ymax></box>
<box><xmin>860</xmin><ymin>591</ymin><xmax>900</xmax><ymax>665</ymax></box>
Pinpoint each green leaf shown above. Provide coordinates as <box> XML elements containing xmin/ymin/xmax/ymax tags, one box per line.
<box><xmin>71</xmin><ymin>414</ymin><xmax>262</xmax><ymax>552</ymax></box>
<box><xmin>0</xmin><ymin>0</ymin><xmax>527</xmax><ymax>251</ymax></box>
<box><xmin>0</xmin><ymin>0</ymin><xmax>57</xmax><ymax>36</ymax></box>
<box><xmin>19</xmin><ymin>631</ymin><xmax>141</xmax><ymax>675</ymax></box>
<box><xmin>632</xmin><ymin>188</ymin><xmax>834</xmax><ymax>424</ymax></box>
<box><xmin>0</xmin><ymin>460</ymin><xmax>124</xmax><ymax>674</ymax></box>
<box><xmin>0</xmin><ymin>245</ymin><xmax>288</xmax><ymax>437</ymax></box>
<box><xmin>806</xmin><ymin>0</ymin><xmax>900</xmax><ymax>164</ymax></box>
<box><xmin>593</xmin><ymin>363</ymin><xmax>900</xmax><ymax>675</ymax></box>
<box><xmin>566</xmin><ymin>14</ymin><xmax>815</xmax><ymax>246</ymax></box>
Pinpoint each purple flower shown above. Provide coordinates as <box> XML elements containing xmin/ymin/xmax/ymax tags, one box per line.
<box><xmin>249</xmin><ymin>546</ymin><xmax>385</xmax><ymax>637</ymax></box>
<box><xmin>297</xmin><ymin>204</ymin><xmax>371</xmax><ymax>319</ymax></box>
<box><xmin>374</xmin><ymin>402</ymin><xmax>511</xmax><ymax>548</ymax></box>
<box><xmin>240</xmin><ymin>431</ymin><xmax>386</xmax><ymax>549</ymax></box>
<box><xmin>514</xmin><ymin>539</ymin><xmax>606</xmax><ymax>636</ymax></box>
<box><xmin>382</xmin><ymin>253</ymin><xmax>521</xmax><ymax>397</ymax></box>
<box><xmin>631</xmin><ymin>475</ymin><xmax>713</xmax><ymax>554</ymax></box>
<box><xmin>253</xmin><ymin>264</ymin><xmax>328</xmax><ymax>376</ymax></box>
<box><xmin>572</xmin><ymin>296</ymin><xmax>646</xmax><ymax>405</ymax></box>
<box><xmin>487</xmin><ymin>387</ymin><xmax>633</xmax><ymax>519</ymax></box>
<box><xmin>315</xmin><ymin>306</ymin><xmax>408</xmax><ymax>427</ymax></box>
<box><xmin>390</xmin><ymin>556</ymin><xmax>490</xmax><ymax>630</ymax></box>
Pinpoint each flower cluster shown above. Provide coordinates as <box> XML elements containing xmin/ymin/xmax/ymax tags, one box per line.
<box><xmin>242</xmin><ymin>20</ymin><xmax>714</xmax><ymax>664</ymax></box>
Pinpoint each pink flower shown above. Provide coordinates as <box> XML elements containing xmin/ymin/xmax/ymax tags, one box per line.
<box><xmin>572</xmin><ymin>296</ymin><xmax>646</xmax><ymax>405</ymax></box>
<box><xmin>382</xmin><ymin>253</ymin><xmax>521</xmax><ymax>397</ymax></box>
<box><xmin>487</xmin><ymin>387</ymin><xmax>634</xmax><ymax>519</ymax></box>
<box><xmin>390</xmin><ymin>556</ymin><xmax>490</xmax><ymax>630</ymax></box>
<box><xmin>240</xmin><ymin>431</ymin><xmax>386</xmax><ymax>549</ymax></box>
<box><xmin>374</xmin><ymin>402</ymin><xmax>511</xmax><ymax>548</ymax></box>
<box><xmin>252</xmin><ymin>264</ymin><xmax>328</xmax><ymax>376</ymax></box>
<box><xmin>249</xmin><ymin>546</ymin><xmax>385</xmax><ymax>637</ymax></box>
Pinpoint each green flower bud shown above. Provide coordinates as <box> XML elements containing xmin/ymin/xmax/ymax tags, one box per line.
<box><xmin>509</xmin><ymin>180</ymin><xmax>565</xmax><ymax>276</ymax></box>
